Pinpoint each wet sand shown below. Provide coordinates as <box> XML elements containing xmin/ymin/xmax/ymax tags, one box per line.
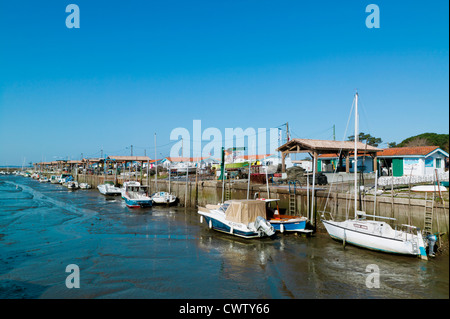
<box><xmin>0</xmin><ymin>176</ymin><xmax>448</xmax><ymax>299</ymax></box>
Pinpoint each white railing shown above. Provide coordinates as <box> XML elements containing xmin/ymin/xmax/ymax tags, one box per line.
<box><xmin>377</xmin><ymin>172</ymin><xmax>449</xmax><ymax>187</ymax></box>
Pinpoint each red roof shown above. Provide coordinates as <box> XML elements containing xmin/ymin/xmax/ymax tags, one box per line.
<box><xmin>318</xmin><ymin>146</ymin><xmax>443</xmax><ymax>158</ymax></box>
<box><xmin>377</xmin><ymin>146</ymin><xmax>440</xmax><ymax>157</ymax></box>
<box><xmin>238</xmin><ymin>154</ymin><xmax>271</xmax><ymax>160</ymax></box>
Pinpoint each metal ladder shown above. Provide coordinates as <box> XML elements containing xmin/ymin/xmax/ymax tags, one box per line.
<box><xmin>288</xmin><ymin>180</ymin><xmax>297</xmax><ymax>215</ymax></box>
<box><xmin>225</xmin><ymin>179</ymin><xmax>231</xmax><ymax>201</ymax></box>
<box><xmin>423</xmin><ymin>192</ymin><xmax>435</xmax><ymax>235</ymax></box>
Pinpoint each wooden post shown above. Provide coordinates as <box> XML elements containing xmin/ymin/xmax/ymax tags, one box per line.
<box><xmin>373</xmin><ymin>155</ymin><xmax>378</xmax><ymax>173</ymax></box>
<box><xmin>281</xmin><ymin>152</ymin><xmax>286</xmax><ymax>173</ymax></box>
<box><xmin>345</xmin><ymin>152</ymin><xmax>350</xmax><ymax>173</ymax></box>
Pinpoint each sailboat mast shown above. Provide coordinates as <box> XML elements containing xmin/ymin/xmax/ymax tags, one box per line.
<box><xmin>354</xmin><ymin>92</ymin><xmax>359</xmax><ymax>218</ymax></box>
<box><xmin>155</xmin><ymin>133</ymin><xmax>157</xmax><ymax>191</ymax></box>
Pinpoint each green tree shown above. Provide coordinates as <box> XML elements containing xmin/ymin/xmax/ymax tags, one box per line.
<box><xmin>397</xmin><ymin>133</ymin><xmax>449</xmax><ymax>152</ymax></box>
<box><xmin>347</xmin><ymin>132</ymin><xmax>382</xmax><ymax>147</ymax></box>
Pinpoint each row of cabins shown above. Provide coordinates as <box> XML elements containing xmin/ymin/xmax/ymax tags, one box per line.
<box><xmin>33</xmin><ymin>143</ymin><xmax>448</xmax><ymax>178</ymax></box>
<box><xmin>317</xmin><ymin>146</ymin><xmax>449</xmax><ymax>176</ymax></box>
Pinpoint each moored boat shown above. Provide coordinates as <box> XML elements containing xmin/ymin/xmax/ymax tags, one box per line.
<box><xmin>50</xmin><ymin>175</ymin><xmax>59</xmax><ymax>183</ymax></box>
<box><xmin>79</xmin><ymin>182</ymin><xmax>91</xmax><ymax>189</ymax></box>
<box><xmin>123</xmin><ymin>185</ymin><xmax>153</xmax><ymax>208</ymax></box>
<box><xmin>198</xmin><ymin>199</ymin><xmax>275</xmax><ymax>239</ymax></box>
<box><xmin>151</xmin><ymin>191</ymin><xmax>177</xmax><ymax>205</ymax></box>
<box><xmin>39</xmin><ymin>176</ymin><xmax>49</xmax><ymax>183</ymax></box>
<box><xmin>121</xmin><ymin>181</ymin><xmax>141</xmax><ymax>198</ymax></box>
<box><xmin>321</xmin><ymin>92</ymin><xmax>428</xmax><ymax>260</ymax></box>
<box><xmin>67</xmin><ymin>181</ymin><xmax>79</xmax><ymax>190</ymax></box>
<box><xmin>97</xmin><ymin>181</ymin><xmax>122</xmax><ymax>196</ymax></box>
<box><xmin>258</xmin><ymin>198</ymin><xmax>309</xmax><ymax>233</ymax></box>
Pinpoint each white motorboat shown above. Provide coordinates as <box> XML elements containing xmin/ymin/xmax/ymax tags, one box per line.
<box><xmin>97</xmin><ymin>182</ymin><xmax>122</xmax><ymax>196</ymax></box>
<box><xmin>79</xmin><ymin>183</ymin><xmax>91</xmax><ymax>189</ymax></box>
<box><xmin>151</xmin><ymin>191</ymin><xmax>177</xmax><ymax>205</ymax></box>
<box><xmin>410</xmin><ymin>185</ymin><xmax>447</xmax><ymax>192</ymax></box>
<box><xmin>39</xmin><ymin>176</ymin><xmax>49</xmax><ymax>183</ymax></box>
<box><xmin>198</xmin><ymin>200</ymin><xmax>275</xmax><ymax>239</ymax></box>
<box><xmin>120</xmin><ymin>181</ymin><xmax>141</xmax><ymax>198</ymax></box>
<box><xmin>50</xmin><ymin>175</ymin><xmax>60</xmax><ymax>184</ymax></box>
<box><xmin>67</xmin><ymin>181</ymin><xmax>79</xmax><ymax>190</ymax></box>
<box><xmin>58</xmin><ymin>174</ymin><xmax>73</xmax><ymax>184</ymax></box>
<box><xmin>321</xmin><ymin>92</ymin><xmax>428</xmax><ymax>259</ymax></box>
<box><xmin>123</xmin><ymin>185</ymin><xmax>153</xmax><ymax>208</ymax></box>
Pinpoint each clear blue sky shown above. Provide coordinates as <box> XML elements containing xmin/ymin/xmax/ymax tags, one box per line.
<box><xmin>0</xmin><ymin>0</ymin><xmax>448</xmax><ymax>165</ymax></box>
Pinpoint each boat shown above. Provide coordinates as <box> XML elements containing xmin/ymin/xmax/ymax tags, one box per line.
<box><xmin>321</xmin><ymin>92</ymin><xmax>428</xmax><ymax>259</ymax></box>
<box><xmin>410</xmin><ymin>185</ymin><xmax>447</xmax><ymax>192</ymax></box>
<box><xmin>67</xmin><ymin>181</ymin><xmax>79</xmax><ymax>190</ymax></box>
<box><xmin>259</xmin><ymin>198</ymin><xmax>309</xmax><ymax>233</ymax></box>
<box><xmin>97</xmin><ymin>181</ymin><xmax>122</xmax><ymax>196</ymax></box>
<box><xmin>50</xmin><ymin>175</ymin><xmax>60</xmax><ymax>184</ymax></box>
<box><xmin>59</xmin><ymin>174</ymin><xmax>73</xmax><ymax>184</ymax></box>
<box><xmin>39</xmin><ymin>176</ymin><xmax>49</xmax><ymax>183</ymax></box>
<box><xmin>79</xmin><ymin>182</ymin><xmax>91</xmax><ymax>189</ymax></box>
<box><xmin>121</xmin><ymin>181</ymin><xmax>141</xmax><ymax>198</ymax></box>
<box><xmin>151</xmin><ymin>191</ymin><xmax>177</xmax><ymax>205</ymax></box>
<box><xmin>198</xmin><ymin>199</ymin><xmax>275</xmax><ymax>239</ymax></box>
<box><xmin>123</xmin><ymin>185</ymin><xmax>153</xmax><ymax>208</ymax></box>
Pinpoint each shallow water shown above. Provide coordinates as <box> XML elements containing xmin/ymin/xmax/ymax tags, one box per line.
<box><xmin>0</xmin><ymin>175</ymin><xmax>448</xmax><ymax>299</ymax></box>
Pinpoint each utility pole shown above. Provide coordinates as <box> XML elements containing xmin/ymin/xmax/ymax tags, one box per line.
<box><xmin>333</xmin><ymin>124</ymin><xmax>336</xmax><ymax>141</ymax></box>
<box><xmin>130</xmin><ymin>145</ymin><xmax>133</xmax><ymax>156</ymax></box>
<box><xmin>286</xmin><ymin>122</ymin><xmax>290</xmax><ymax>142</ymax></box>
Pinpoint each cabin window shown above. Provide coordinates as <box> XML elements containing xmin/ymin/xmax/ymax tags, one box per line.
<box><xmin>436</xmin><ymin>158</ymin><xmax>442</xmax><ymax>168</ymax></box>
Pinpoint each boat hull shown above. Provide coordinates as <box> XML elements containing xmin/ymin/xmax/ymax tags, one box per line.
<box><xmin>124</xmin><ymin>197</ymin><xmax>153</xmax><ymax>208</ymax></box>
<box><xmin>269</xmin><ymin>217</ymin><xmax>307</xmax><ymax>232</ymax></box>
<box><xmin>322</xmin><ymin>219</ymin><xmax>423</xmax><ymax>256</ymax></box>
<box><xmin>97</xmin><ymin>184</ymin><xmax>121</xmax><ymax>196</ymax></box>
<box><xmin>201</xmin><ymin>215</ymin><xmax>263</xmax><ymax>238</ymax></box>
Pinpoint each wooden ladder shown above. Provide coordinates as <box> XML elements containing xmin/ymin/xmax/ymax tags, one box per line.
<box><xmin>288</xmin><ymin>181</ymin><xmax>296</xmax><ymax>215</ymax></box>
<box><xmin>423</xmin><ymin>192</ymin><xmax>435</xmax><ymax>235</ymax></box>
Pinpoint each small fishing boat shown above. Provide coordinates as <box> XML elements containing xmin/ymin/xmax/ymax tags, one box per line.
<box><xmin>79</xmin><ymin>182</ymin><xmax>91</xmax><ymax>189</ymax></box>
<box><xmin>151</xmin><ymin>191</ymin><xmax>177</xmax><ymax>205</ymax></box>
<box><xmin>67</xmin><ymin>181</ymin><xmax>79</xmax><ymax>190</ymax></box>
<box><xmin>97</xmin><ymin>181</ymin><xmax>122</xmax><ymax>196</ymax></box>
<box><xmin>198</xmin><ymin>199</ymin><xmax>275</xmax><ymax>239</ymax></box>
<box><xmin>259</xmin><ymin>199</ymin><xmax>308</xmax><ymax>233</ymax></box>
<box><xmin>123</xmin><ymin>185</ymin><xmax>153</xmax><ymax>208</ymax></box>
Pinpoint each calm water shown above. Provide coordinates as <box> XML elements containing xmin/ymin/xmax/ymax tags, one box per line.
<box><xmin>0</xmin><ymin>175</ymin><xmax>448</xmax><ymax>299</ymax></box>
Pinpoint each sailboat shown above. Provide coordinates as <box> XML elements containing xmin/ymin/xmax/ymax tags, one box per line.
<box><xmin>321</xmin><ymin>92</ymin><xmax>428</xmax><ymax>259</ymax></box>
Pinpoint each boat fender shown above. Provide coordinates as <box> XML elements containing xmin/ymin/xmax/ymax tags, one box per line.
<box><xmin>208</xmin><ymin>219</ymin><xmax>212</xmax><ymax>229</ymax></box>
<box><xmin>200</xmin><ymin>215</ymin><xmax>203</xmax><ymax>224</ymax></box>
<box><xmin>280</xmin><ymin>223</ymin><xmax>284</xmax><ymax>233</ymax></box>
<box><xmin>230</xmin><ymin>226</ymin><xmax>233</xmax><ymax>234</ymax></box>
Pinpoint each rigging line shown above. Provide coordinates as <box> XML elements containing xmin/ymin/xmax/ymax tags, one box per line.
<box><xmin>131</xmin><ymin>140</ymin><xmax>178</xmax><ymax>150</ymax></box>
<box><xmin>322</xmin><ymin>94</ymin><xmax>356</xmax><ymax>216</ymax></box>
<box><xmin>356</xmin><ymin>95</ymin><xmax>373</xmax><ymax>137</ymax></box>
<box><xmin>171</xmin><ymin>125</ymin><xmax>285</xmax><ymax>144</ymax></box>
<box><xmin>302</xmin><ymin>125</ymin><xmax>335</xmax><ymax>139</ymax></box>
